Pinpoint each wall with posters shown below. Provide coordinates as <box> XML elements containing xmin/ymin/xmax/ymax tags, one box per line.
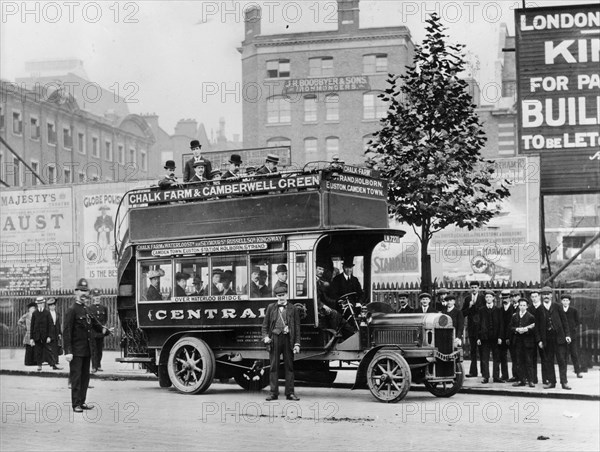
<box><xmin>515</xmin><ymin>3</ymin><xmax>600</xmax><ymax>193</ymax></box>
<box><xmin>373</xmin><ymin>156</ymin><xmax>541</xmax><ymax>286</ymax></box>
<box><xmin>0</xmin><ymin>181</ymin><xmax>152</xmax><ymax>293</ymax></box>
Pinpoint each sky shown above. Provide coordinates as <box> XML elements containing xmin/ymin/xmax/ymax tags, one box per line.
<box><xmin>1</xmin><ymin>0</ymin><xmax>598</xmax><ymax>141</ymax></box>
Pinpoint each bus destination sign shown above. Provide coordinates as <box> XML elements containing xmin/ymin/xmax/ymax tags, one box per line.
<box><xmin>138</xmin><ymin>235</ymin><xmax>285</xmax><ymax>257</ymax></box>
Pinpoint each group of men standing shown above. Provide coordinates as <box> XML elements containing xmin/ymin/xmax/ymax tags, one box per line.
<box><xmin>158</xmin><ymin>140</ymin><xmax>281</xmax><ymax>189</ymax></box>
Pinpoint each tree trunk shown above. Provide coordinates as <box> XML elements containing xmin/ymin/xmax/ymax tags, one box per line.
<box><xmin>421</xmin><ymin>224</ymin><xmax>432</xmax><ymax>293</ymax></box>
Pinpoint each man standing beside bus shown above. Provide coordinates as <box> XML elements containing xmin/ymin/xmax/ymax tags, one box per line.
<box><xmin>89</xmin><ymin>289</ymin><xmax>108</xmax><ymax>374</ymax></box>
<box><xmin>262</xmin><ymin>286</ymin><xmax>301</xmax><ymax>401</ymax></box>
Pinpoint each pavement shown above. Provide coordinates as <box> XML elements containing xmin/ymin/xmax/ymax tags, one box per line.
<box><xmin>1</xmin><ymin>348</ymin><xmax>597</xmax><ymax>400</ymax></box>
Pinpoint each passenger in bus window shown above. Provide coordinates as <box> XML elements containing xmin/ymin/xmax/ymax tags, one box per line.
<box><xmin>174</xmin><ymin>272</ymin><xmax>190</xmax><ymax>297</ymax></box>
<box><xmin>222</xmin><ymin>154</ymin><xmax>243</xmax><ymax>180</ymax></box>
<box><xmin>191</xmin><ymin>276</ymin><xmax>204</xmax><ymax>296</ymax></box>
<box><xmin>146</xmin><ymin>269</ymin><xmax>165</xmax><ymax>301</ymax></box>
<box><xmin>246</xmin><ymin>268</ymin><xmax>269</xmax><ymax>298</ymax></box>
<box><xmin>183</xmin><ymin>140</ymin><xmax>213</xmax><ymax>182</ymax></box>
<box><xmin>256</xmin><ymin>154</ymin><xmax>279</xmax><ymax>175</ymax></box>
<box><xmin>220</xmin><ymin>270</ymin><xmax>236</xmax><ymax>295</ymax></box>
<box><xmin>273</xmin><ymin>264</ymin><xmax>288</xmax><ymax>297</ymax></box>
<box><xmin>188</xmin><ymin>160</ymin><xmax>207</xmax><ymax>183</ymax></box>
<box><xmin>211</xmin><ymin>269</ymin><xmax>223</xmax><ymax>295</ymax></box>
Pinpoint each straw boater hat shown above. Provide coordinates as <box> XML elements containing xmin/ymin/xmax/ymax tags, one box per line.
<box><xmin>148</xmin><ymin>269</ymin><xmax>165</xmax><ymax>279</ymax></box>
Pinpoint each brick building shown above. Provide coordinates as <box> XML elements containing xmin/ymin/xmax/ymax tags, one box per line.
<box><xmin>239</xmin><ymin>0</ymin><xmax>414</xmax><ymax>166</ymax></box>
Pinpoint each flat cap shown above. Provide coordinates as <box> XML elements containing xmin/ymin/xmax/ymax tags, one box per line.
<box><xmin>418</xmin><ymin>292</ymin><xmax>432</xmax><ymax>299</ymax></box>
<box><xmin>274</xmin><ymin>285</ymin><xmax>287</xmax><ymax>296</ymax></box>
<box><xmin>541</xmin><ymin>286</ymin><xmax>553</xmax><ymax>294</ymax></box>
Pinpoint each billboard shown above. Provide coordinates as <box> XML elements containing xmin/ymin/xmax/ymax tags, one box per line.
<box><xmin>515</xmin><ymin>4</ymin><xmax>600</xmax><ymax>193</ymax></box>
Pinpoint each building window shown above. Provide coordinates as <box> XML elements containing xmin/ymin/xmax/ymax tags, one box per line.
<box><xmin>363</xmin><ymin>54</ymin><xmax>388</xmax><ymax>74</ymax></box>
<box><xmin>105</xmin><ymin>140</ymin><xmax>113</xmax><ymax>161</ymax></box>
<box><xmin>325</xmin><ymin>94</ymin><xmax>339</xmax><ymax>121</ymax></box>
<box><xmin>78</xmin><ymin>172</ymin><xmax>85</xmax><ymax>183</ymax></box>
<box><xmin>30</xmin><ymin>116</ymin><xmax>40</xmax><ymax>140</ymax></box>
<box><xmin>12</xmin><ymin>157</ymin><xmax>20</xmax><ymax>186</ymax></box>
<box><xmin>12</xmin><ymin>111</ymin><xmax>22</xmax><ymax>135</ymax></box>
<box><xmin>304</xmin><ymin>95</ymin><xmax>317</xmax><ymax>122</ymax></box>
<box><xmin>309</xmin><ymin>57</ymin><xmax>333</xmax><ymax>77</ymax></box>
<box><xmin>118</xmin><ymin>144</ymin><xmax>125</xmax><ymax>164</ymax></box>
<box><xmin>64</xmin><ymin>167</ymin><xmax>71</xmax><ymax>183</ymax></box>
<box><xmin>63</xmin><ymin>126</ymin><xmax>73</xmax><ymax>150</ymax></box>
<box><xmin>304</xmin><ymin>137</ymin><xmax>318</xmax><ymax>162</ymax></box>
<box><xmin>48</xmin><ymin>165</ymin><xmax>55</xmax><ymax>184</ymax></box>
<box><xmin>266</xmin><ymin>59</ymin><xmax>290</xmax><ymax>78</ymax></box>
<box><xmin>47</xmin><ymin>121</ymin><xmax>57</xmax><ymax>146</ymax></box>
<box><xmin>92</xmin><ymin>137</ymin><xmax>99</xmax><ymax>157</ymax></box>
<box><xmin>30</xmin><ymin>161</ymin><xmax>39</xmax><ymax>186</ymax></box>
<box><xmin>140</xmin><ymin>149</ymin><xmax>147</xmax><ymax>171</ymax></box>
<box><xmin>129</xmin><ymin>148</ymin><xmax>136</xmax><ymax>164</ymax></box>
<box><xmin>363</xmin><ymin>92</ymin><xmax>387</xmax><ymax>120</ymax></box>
<box><xmin>267</xmin><ymin>96</ymin><xmax>291</xmax><ymax>124</ymax></box>
<box><xmin>78</xmin><ymin>132</ymin><xmax>86</xmax><ymax>154</ymax></box>
<box><xmin>325</xmin><ymin>136</ymin><xmax>339</xmax><ymax>161</ymax></box>
<box><xmin>0</xmin><ymin>105</ymin><xmax>5</xmax><ymax>130</ymax></box>
<box><xmin>267</xmin><ymin>137</ymin><xmax>291</xmax><ymax>148</ymax></box>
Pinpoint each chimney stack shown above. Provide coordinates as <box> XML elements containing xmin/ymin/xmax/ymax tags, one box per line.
<box><xmin>338</xmin><ymin>0</ymin><xmax>360</xmax><ymax>34</ymax></box>
<box><xmin>244</xmin><ymin>5</ymin><xmax>261</xmax><ymax>40</ymax></box>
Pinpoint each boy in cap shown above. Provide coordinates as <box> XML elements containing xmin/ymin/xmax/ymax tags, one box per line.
<box><xmin>89</xmin><ymin>289</ymin><xmax>108</xmax><ymax>373</ymax></box>
<box><xmin>222</xmin><ymin>154</ymin><xmax>243</xmax><ymax>180</ymax></box>
<box><xmin>262</xmin><ymin>285</ymin><xmax>301</xmax><ymax>401</ymax></box>
<box><xmin>256</xmin><ymin>154</ymin><xmax>279</xmax><ymax>175</ymax></box>
<box><xmin>63</xmin><ymin>278</ymin><xmax>112</xmax><ymax>412</ymax></box>
<box><xmin>183</xmin><ymin>139</ymin><xmax>212</xmax><ymax>182</ymax></box>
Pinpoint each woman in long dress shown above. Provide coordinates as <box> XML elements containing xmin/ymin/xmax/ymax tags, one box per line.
<box><xmin>17</xmin><ymin>302</ymin><xmax>37</xmax><ymax>366</ymax></box>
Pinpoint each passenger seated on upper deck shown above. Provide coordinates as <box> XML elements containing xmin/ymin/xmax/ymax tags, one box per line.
<box><xmin>183</xmin><ymin>140</ymin><xmax>213</xmax><ymax>182</ymax></box>
<box><xmin>222</xmin><ymin>154</ymin><xmax>243</xmax><ymax>180</ymax></box>
<box><xmin>158</xmin><ymin>160</ymin><xmax>181</xmax><ymax>189</ymax></box>
<box><xmin>245</xmin><ymin>166</ymin><xmax>256</xmax><ymax>177</ymax></box>
<box><xmin>220</xmin><ymin>270</ymin><xmax>236</xmax><ymax>295</ymax></box>
<box><xmin>256</xmin><ymin>154</ymin><xmax>279</xmax><ymax>176</ymax></box>
<box><xmin>174</xmin><ymin>272</ymin><xmax>190</xmax><ymax>297</ymax></box>
<box><xmin>188</xmin><ymin>160</ymin><xmax>207</xmax><ymax>183</ymax></box>
<box><xmin>210</xmin><ymin>169</ymin><xmax>222</xmax><ymax>180</ymax></box>
<box><xmin>146</xmin><ymin>269</ymin><xmax>165</xmax><ymax>301</ymax></box>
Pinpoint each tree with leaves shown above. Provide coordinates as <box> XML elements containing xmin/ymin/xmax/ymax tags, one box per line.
<box><xmin>367</xmin><ymin>13</ymin><xmax>511</xmax><ymax>292</ymax></box>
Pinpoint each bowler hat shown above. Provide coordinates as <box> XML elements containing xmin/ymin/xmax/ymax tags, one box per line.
<box><xmin>469</xmin><ymin>281</ymin><xmax>480</xmax><ymax>287</ymax></box>
<box><xmin>229</xmin><ymin>154</ymin><xmax>242</xmax><ymax>165</ymax></box>
<box><xmin>518</xmin><ymin>297</ymin><xmax>529</xmax><ymax>304</ymax></box>
<box><xmin>164</xmin><ymin>160</ymin><xmax>176</xmax><ymax>170</ymax></box>
<box><xmin>276</xmin><ymin>264</ymin><xmax>288</xmax><ymax>273</ymax></box>
<box><xmin>175</xmin><ymin>272</ymin><xmax>190</xmax><ymax>281</ymax></box>
<box><xmin>221</xmin><ymin>270</ymin><xmax>233</xmax><ymax>282</ymax></box>
<box><xmin>76</xmin><ymin>278</ymin><xmax>89</xmax><ymax>291</ymax></box>
<box><xmin>35</xmin><ymin>296</ymin><xmax>46</xmax><ymax>304</ymax></box>
<box><xmin>418</xmin><ymin>292</ymin><xmax>431</xmax><ymax>299</ymax></box>
<box><xmin>266</xmin><ymin>154</ymin><xmax>279</xmax><ymax>164</ymax></box>
<box><xmin>190</xmin><ymin>140</ymin><xmax>201</xmax><ymax>149</ymax></box>
<box><xmin>274</xmin><ymin>285</ymin><xmax>287</xmax><ymax>296</ymax></box>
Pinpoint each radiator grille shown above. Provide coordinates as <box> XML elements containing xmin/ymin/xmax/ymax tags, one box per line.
<box><xmin>373</xmin><ymin>328</ymin><xmax>418</xmax><ymax>346</ymax></box>
<box><xmin>435</xmin><ymin>328</ymin><xmax>453</xmax><ymax>354</ymax></box>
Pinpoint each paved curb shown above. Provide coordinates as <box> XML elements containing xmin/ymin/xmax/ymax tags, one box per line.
<box><xmin>2</xmin><ymin>369</ymin><xmax>597</xmax><ymax>401</ymax></box>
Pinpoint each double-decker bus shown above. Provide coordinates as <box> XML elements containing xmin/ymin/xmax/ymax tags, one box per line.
<box><xmin>114</xmin><ymin>163</ymin><xmax>463</xmax><ymax>402</ymax></box>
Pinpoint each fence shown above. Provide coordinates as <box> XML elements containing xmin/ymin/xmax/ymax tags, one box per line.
<box><xmin>0</xmin><ymin>290</ymin><xmax>121</xmax><ymax>350</ymax></box>
<box><xmin>372</xmin><ymin>280</ymin><xmax>600</xmax><ymax>367</ymax></box>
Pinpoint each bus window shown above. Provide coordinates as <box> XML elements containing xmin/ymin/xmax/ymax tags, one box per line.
<box><xmin>211</xmin><ymin>255</ymin><xmax>247</xmax><ymax>296</ymax></box>
<box><xmin>295</xmin><ymin>253</ymin><xmax>307</xmax><ymax>297</ymax></box>
<box><xmin>175</xmin><ymin>258</ymin><xmax>208</xmax><ymax>296</ymax></box>
<box><xmin>140</xmin><ymin>261</ymin><xmax>172</xmax><ymax>301</ymax></box>
<box><xmin>249</xmin><ymin>253</ymin><xmax>287</xmax><ymax>298</ymax></box>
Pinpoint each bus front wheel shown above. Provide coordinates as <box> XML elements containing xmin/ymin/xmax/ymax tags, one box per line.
<box><xmin>367</xmin><ymin>350</ymin><xmax>411</xmax><ymax>403</ymax></box>
<box><xmin>167</xmin><ymin>337</ymin><xmax>215</xmax><ymax>394</ymax></box>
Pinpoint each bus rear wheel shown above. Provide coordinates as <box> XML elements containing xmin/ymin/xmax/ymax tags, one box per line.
<box><xmin>367</xmin><ymin>350</ymin><xmax>411</xmax><ymax>403</ymax></box>
<box><xmin>167</xmin><ymin>337</ymin><xmax>215</xmax><ymax>394</ymax></box>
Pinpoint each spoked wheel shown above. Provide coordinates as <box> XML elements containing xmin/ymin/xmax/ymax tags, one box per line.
<box><xmin>367</xmin><ymin>350</ymin><xmax>411</xmax><ymax>403</ymax></box>
<box><xmin>424</xmin><ymin>361</ymin><xmax>464</xmax><ymax>398</ymax></box>
<box><xmin>234</xmin><ymin>360</ymin><xmax>270</xmax><ymax>391</ymax></box>
<box><xmin>167</xmin><ymin>337</ymin><xmax>215</xmax><ymax>394</ymax></box>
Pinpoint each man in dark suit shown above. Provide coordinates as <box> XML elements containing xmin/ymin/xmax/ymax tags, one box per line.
<box><xmin>331</xmin><ymin>258</ymin><xmax>364</xmax><ymax>306</ymax></box>
<box><xmin>477</xmin><ymin>290</ymin><xmax>504</xmax><ymax>383</ymax></box>
<box><xmin>174</xmin><ymin>272</ymin><xmax>190</xmax><ymax>297</ymax></box>
<box><xmin>461</xmin><ymin>281</ymin><xmax>485</xmax><ymax>377</ymax></box>
<box><xmin>498</xmin><ymin>290</ymin><xmax>514</xmax><ymax>381</ymax></box>
<box><xmin>398</xmin><ymin>292</ymin><xmax>413</xmax><ymax>313</ymax></box>
<box><xmin>508</xmin><ymin>290</ymin><xmax>522</xmax><ymax>381</ymax></box>
<box><xmin>256</xmin><ymin>154</ymin><xmax>279</xmax><ymax>175</ymax></box>
<box><xmin>444</xmin><ymin>294</ymin><xmax>464</xmax><ymax>347</ymax></box>
<box><xmin>541</xmin><ymin>286</ymin><xmax>571</xmax><ymax>390</ymax></box>
<box><xmin>262</xmin><ymin>286</ymin><xmax>301</xmax><ymax>401</ymax></box>
<box><xmin>158</xmin><ymin>160</ymin><xmax>181</xmax><ymax>190</ymax></box>
<box><xmin>561</xmin><ymin>294</ymin><xmax>583</xmax><ymax>378</ymax></box>
<box><xmin>63</xmin><ymin>278</ymin><xmax>112</xmax><ymax>413</ymax></box>
<box><xmin>527</xmin><ymin>288</ymin><xmax>547</xmax><ymax>385</ymax></box>
<box><xmin>272</xmin><ymin>264</ymin><xmax>288</xmax><ymax>296</ymax></box>
<box><xmin>89</xmin><ymin>289</ymin><xmax>109</xmax><ymax>373</ymax></box>
<box><xmin>435</xmin><ymin>288</ymin><xmax>449</xmax><ymax>312</ymax></box>
<box><xmin>183</xmin><ymin>140</ymin><xmax>212</xmax><ymax>182</ymax></box>
<box><xmin>511</xmin><ymin>298</ymin><xmax>539</xmax><ymax>387</ymax></box>
<box><xmin>416</xmin><ymin>293</ymin><xmax>437</xmax><ymax>313</ymax></box>
<box><xmin>188</xmin><ymin>160</ymin><xmax>207</xmax><ymax>183</ymax></box>
<box><xmin>30</xmin><ymin>296</ymin><xmax>58</xmax><ymax>371</ymax></box>
<box><xmin>146</xmin><ymin>269</ymin><xmax>164</xmax><ymax>301</ymax></box>
<box><xmin>222</xmin><ymin>154</ymin><xmax>243</xmax><ymax>180</ymax></box>
<box><xmin>46</xmin><ymin>298</ymin><xmax>62</xmax><ymax>368</ymax></box>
